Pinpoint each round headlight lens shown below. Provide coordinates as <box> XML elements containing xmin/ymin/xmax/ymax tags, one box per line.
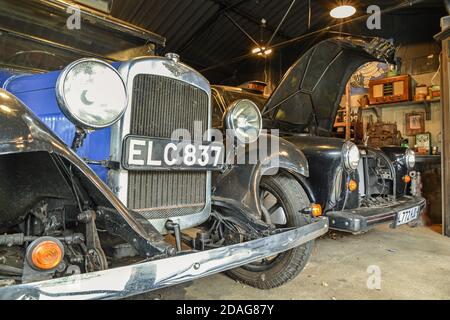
<box><xmin>405</xmin><ymin>149</ymin><xmax>416</xmax><ymax>169</ymax></box>
<box><xmin>225</xmin><ymin>99</ymin><xmax>262</xmax><ymax>144</ymax></box>
<box><xmin>56</xmin><ymin>58</ymin><xmax>127</xmax><ymax>129</ymax></box>
<box><xmin>342</xmin><ymin>141</ymin><xmax>361</xmax><ymax>171</ymax></box>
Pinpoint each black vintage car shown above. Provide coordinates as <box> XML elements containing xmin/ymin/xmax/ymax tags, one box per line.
<box><xmin>212</xmin><ymin>37</ymin><xmax>425</xmax><ymax>234</ymax></box>
<box><xmin>0</xmin><ymin>2</ymin><xmax>328</xmax><ymax>299</ymax></box>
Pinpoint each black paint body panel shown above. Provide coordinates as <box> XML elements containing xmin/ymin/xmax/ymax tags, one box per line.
<box><xmin>282</xmin><ymin>135</ymin><xmax>359</xmax><ymax>211</ymax></box>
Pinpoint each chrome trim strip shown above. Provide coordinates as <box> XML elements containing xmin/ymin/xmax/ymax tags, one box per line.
<box><xmin>109</xmin><ymin>56</ymin><xmax>212</xmax><ymax>234</ymax></box>
<box><xmin>357</xmin><ymin>157</ymin><xmax>365</xmax><ymax>197</ymax></box>
<box><xmin>38</xmin><ymin>0</ymin><xmax>166</xmax><ymax>46</ymax></box>
<box><xmin>0</xmin><ymin>217</ymin><xmax>328</xmax><ymax>300</ymax></box>
<box><xmin>0</xmin><ymin>26</ymin><xmax>117</xmax><ymax>63</ymax></box>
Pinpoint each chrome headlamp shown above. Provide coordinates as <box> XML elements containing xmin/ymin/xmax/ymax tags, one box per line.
<box><xmin>405</xmin><ymin>148</ymin><xmax>416</xmax><ymax>169</ymax></box>
<box><xmin>342</xmin><ymin>141</ymin><xmax>361</xmax><ymax>171</ymax></box>
<box><xmin>224</xmin><ymin>99</ymin><xmax>262</xmax><ymax>144</ymax></box>
<box><xmin>56</xmin><ymin>58</ymin><xmax>127</xmax><ymax>130</ymax></box>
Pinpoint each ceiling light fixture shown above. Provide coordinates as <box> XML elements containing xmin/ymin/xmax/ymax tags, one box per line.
<box><xmin>252</xmin><ymin>47</ymin><xmax>273</xmax><ymax>56</ymax></box>
<box><xmin>330</xmin><ymin>5</ymin><xmax>356</xmax><ymax>19</ymax></box>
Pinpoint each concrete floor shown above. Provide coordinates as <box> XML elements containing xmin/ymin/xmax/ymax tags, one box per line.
<box><xmin>133</xmin><ymin>224</ymin><xmax>450</xmax><ymax>300</ymax></box>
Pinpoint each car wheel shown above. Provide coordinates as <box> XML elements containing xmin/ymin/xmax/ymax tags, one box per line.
<box><xmin>226</xmin><ymin>173</ymin><xmax>314</xmax><ymax>289</ymax></box>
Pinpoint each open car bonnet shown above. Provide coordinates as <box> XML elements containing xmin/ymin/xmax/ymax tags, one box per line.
<box><xmin>262</xmin><ymin>37</ymin><xmax>395</xmax><ymax>133</ymax></box>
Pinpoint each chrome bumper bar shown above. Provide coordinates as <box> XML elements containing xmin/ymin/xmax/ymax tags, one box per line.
<box><xmin>327</xmin><ymin>196</ymin><xmax>426</xmax><ymax>233</ymax></box>
<box><xmin>0</xmin><ymin>217</ymin><xmax>328</xmax><ymax>300</ymax></box>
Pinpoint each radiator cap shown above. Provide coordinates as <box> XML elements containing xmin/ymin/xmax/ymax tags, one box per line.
<box><xmin>165</xmin><ymin>53</ymin><xmax>180</xmax><ymax>63</ymax></box>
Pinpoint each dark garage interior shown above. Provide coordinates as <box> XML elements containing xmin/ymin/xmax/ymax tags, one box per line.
<box><xmin>0</xmin><ymin>0</ymin><xmax>450</xmax><ymax>302</ymax></box>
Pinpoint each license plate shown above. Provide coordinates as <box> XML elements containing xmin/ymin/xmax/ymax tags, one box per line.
<box><xmin>122</xmin><ymin>136</ymin><xmax>224</xmax><ymax>171</ymax></box>
<box><xmin>396</xmin><ymin>206</ymin><xmax>420</xmax><ymax>226</ymax></box>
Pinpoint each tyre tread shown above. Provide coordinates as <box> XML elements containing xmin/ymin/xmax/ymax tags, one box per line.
<box><xmin>226</xmin><ymin>173</ymin><xmax>313</xmax><ymax>289</ymax></box>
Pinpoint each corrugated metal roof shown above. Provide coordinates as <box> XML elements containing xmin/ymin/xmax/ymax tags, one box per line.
<box><xmin>0</xmin><ymin>0</ymin><xmax>443</xmax><ymax>80</ymax></box>
<box><xmin>109</xmin><ymin>0</ymin><xmax>444</xmax><ymax>78</ymax></box>
<box><xmin>111</xmin><ymin>0</ymin><xmax>326</xmax><ymax>59</ymax></box>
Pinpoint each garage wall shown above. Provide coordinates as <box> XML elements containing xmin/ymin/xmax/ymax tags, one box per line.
<box><xmin>364</xmin><ymin>98</ymin><xmax>441</xmax><ymax>149</ymax></box>
<box><xmin>354</xmin><ymin>71</ymin><xmax>442</xmax><ymax>149</ymax></box>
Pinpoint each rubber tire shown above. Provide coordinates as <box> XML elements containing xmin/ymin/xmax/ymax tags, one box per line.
<box><xmin>226</xmin><ymin>173</ymin><xmax>314</xmax><ymax>289</ymax></box>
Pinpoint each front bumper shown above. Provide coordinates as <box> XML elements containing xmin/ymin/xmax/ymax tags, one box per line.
<box><xmin>326</xmin><ymin>196</ymin><xmax>426</xmax><ymax>233</ymax></box>
<box><xmin>0</xmin><ymin>217</ymin><xmax>328</xmax><ymax>300</ymax></box>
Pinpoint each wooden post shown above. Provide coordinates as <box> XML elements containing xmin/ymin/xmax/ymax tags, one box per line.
<box><xmin>437</xmin><ymin>17</ymin><xmax>450</xmax><ymax>236</ymax></box>
<box><xmin>345</xmin><ymin>83</ymin><xmax>351</xmax><ymax>141</ymax></box>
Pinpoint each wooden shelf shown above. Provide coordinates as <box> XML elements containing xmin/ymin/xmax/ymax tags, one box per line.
<box><xmin>361</xmin><ymin>98</ymin><xmax>440</xmax><ymax>120</ymax></box>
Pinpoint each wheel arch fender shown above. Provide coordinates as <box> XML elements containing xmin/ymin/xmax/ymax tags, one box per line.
<box><xmin>212</xmin><ymin>134</ymin><xmax>311</xmax><ymax>217</ymax></box>
<box><xmin>284</xmin><ymin>170</ymin><xmax>317</xmax><ymax>204</ymax></box>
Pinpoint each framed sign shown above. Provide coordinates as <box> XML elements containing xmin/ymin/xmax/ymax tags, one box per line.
<box><xmin>416</xmin><ymin>132</ymin><xmax>432</xmax><ymax>155</ymax></box>
<box><xmin>405</xmin><ymin>112</ymin><xmax>425</xmax><ymax>136</ymax></box>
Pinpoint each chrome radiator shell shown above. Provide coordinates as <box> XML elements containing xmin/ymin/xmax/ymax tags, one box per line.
<box><xmin>109</xmin><ymin>57</ymin><xmax>212</xmax><ymax>234</ymax></box>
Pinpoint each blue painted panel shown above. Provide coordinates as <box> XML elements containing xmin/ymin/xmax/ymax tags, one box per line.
<box><xmin>7</xmin><ymin>73</ymin><xmax>111</xmax><ymax>183</ymax></box>
<box><xmin>5</xmin><ymin>70</ymin><xmax>60</xmax><ymax>93</ymax></box>
<box><xmin>3</xmin><ymin>62</ymin><xmax>124</xmax><ymax>183</ymax></box>
<box><xmin>0</xmin><ymin>70</ymin><xmax>16</xmax><ymax>87</ymax></box>
<box><xmin>2</xmin><ymin>62</ymin><xmax>121</xmax><ymax>93</ymax></box>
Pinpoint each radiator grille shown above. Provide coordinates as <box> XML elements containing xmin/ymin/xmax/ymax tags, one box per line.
<box><xmin>127</xmin><ymin>74</ymin><xmax>209</xmax><ymax>219</ymax></box>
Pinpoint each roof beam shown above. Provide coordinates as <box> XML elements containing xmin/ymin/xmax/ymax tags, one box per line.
<box><xmin>267</xmin><ymin>0</ymin><xmax>296</xmax><ymax>46</ymax></box>
<box><xmin>223</xmin><ymin>11</ymin><xmax>260</xmax><ymax>47</ymax></box>
<box><xmin>178</xmin><ymin>0</ymin><xmax>250</xmax><ymax>53</ymax></box>
<box><xmin>209</xmin><ymin>0</ymin><xmax>293</xmax><ymax>41</ymax></box>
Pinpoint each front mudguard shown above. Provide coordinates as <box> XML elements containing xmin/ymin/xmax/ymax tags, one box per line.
<box><xmin>0</xmin><ymin>89</ymin><xmax>170</xmax><ymax>256</ymax></box>
<box><xmin>213</xmin><ymin>134</ymin><xmax>311</xmax><ymax>219</ymax></box>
